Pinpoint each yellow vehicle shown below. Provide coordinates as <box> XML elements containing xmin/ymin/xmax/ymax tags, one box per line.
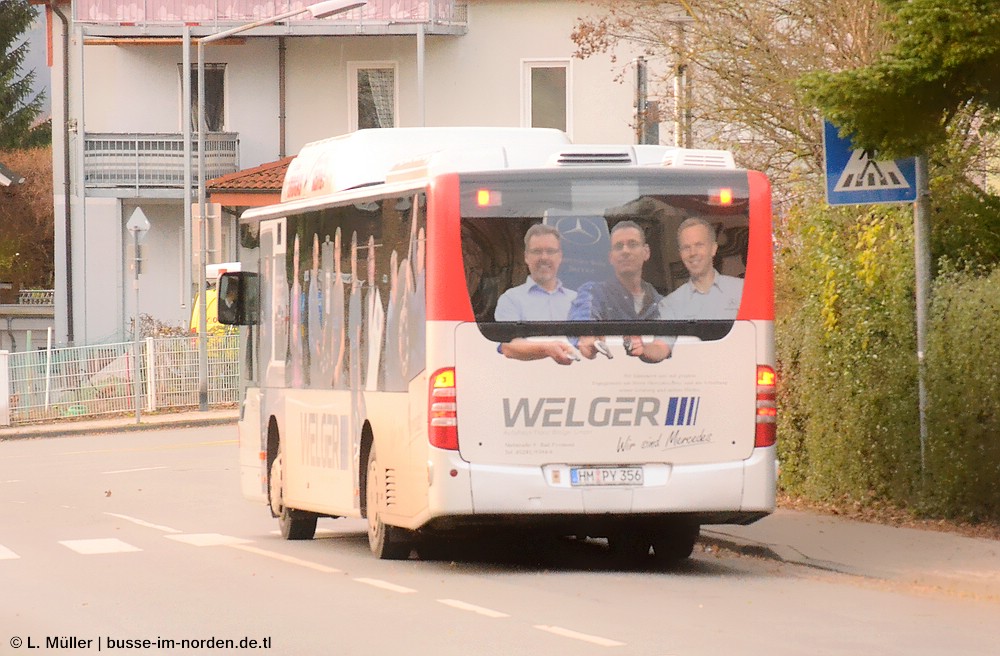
<box><xmin>190</xmin><ymin>263</ymin><xmax>241</xmax><ymax>335</ymax></box>
<box><xmin>190</xmin><ymin>287</ymin><xmax>226</xmax><ymax>335</ymax></box>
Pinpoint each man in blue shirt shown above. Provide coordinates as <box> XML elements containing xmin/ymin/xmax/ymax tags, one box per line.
<box><xmin>660</xmin><ymin>217</ymin><xmax>743</xmax><ymax>320</ymax></box>
<box><xmin>495</xmin><ymin>224</ymin><xmax>578</xmax><ymax>364</ymax></box>
<box><xmin>568</xmin><ymin>221</ymin><xmax>672</xmax><ymax>363</ymax></box>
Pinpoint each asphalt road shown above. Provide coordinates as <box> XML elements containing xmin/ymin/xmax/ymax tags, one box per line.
<box><xmin>2</xmin><ymin>426</ymin><xmax>996</xmax><ymax>655</ymax></box>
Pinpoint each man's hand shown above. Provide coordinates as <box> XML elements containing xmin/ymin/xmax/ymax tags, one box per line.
<box><xmin>624</xmin><ymin>336</ymin><xmax>672</xmax><ymax>363</ymax></box>
<box><xmin>501</xmin><ymin>339</ymin><xmax>579</xmax><ymax>365</ymax></box>
<box><xmin>576</xmin><ymin>335</ymin><xmax>605</xmax><ymax>360</ymax></box>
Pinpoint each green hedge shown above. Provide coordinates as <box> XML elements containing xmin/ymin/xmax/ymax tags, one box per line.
<box><xmin>776</xmin><ymin>204</ymin><xmax>921</xmax><ymax>507</ymax></box>
<box><xmin>923</xmin><ymin>268</ymin><xmax>1000</xmax><ymax>520</ymax></box>
<box><xmin>776</xmin><ymin>201</ymin><xmax>1000</xmax><ymax>522</ymax></box>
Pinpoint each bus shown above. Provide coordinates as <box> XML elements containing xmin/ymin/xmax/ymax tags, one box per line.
<box><xmin>219</xmin><ymin>127</ymin><xmax>776</xmax><ymax>561</ymax></box>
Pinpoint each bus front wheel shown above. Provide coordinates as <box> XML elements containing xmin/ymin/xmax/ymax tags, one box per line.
<box><xmin>364</xmin><ymin>446</ymin><xmax>412</xmax><ymax>560</ymax></box>
<box><xmin>269</xmin><ymin>453</ymin><xmax>317</xmax><ymax>540</ymax></box>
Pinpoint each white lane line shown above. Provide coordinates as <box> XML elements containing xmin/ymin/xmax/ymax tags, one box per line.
<box><xmin>534</xmin><ymin>625</ymin><xmax>625</xmax><ymax>647</ymax></box>
<box><xmin>228</xmin><ymin>544</ymin><xmax>343</xmax><ymax>574</ymax></box>
<box><xmin>437</xmin><ymin>599</ymin><xmax>509</xmax><ymax>618</ymax></box>
<box><xmin>0</xmin><ymin>544</ymin><xmax>21</xmax><ymax>560</ymax></box>
<box><xmin>166</xmin><ymin>533</ymin><xmax>252</xmax><ymax>547</ymax></box>
<box><xmin>59</xmin><ymin>538</ymin><xmax>142</xmax><ymax>555</ymax></box>
<box><xmin>104</xmin><ymin>512</ymin><xmax>182</xmax><ymax>534</ymax></box>
<box><xmin>102</xmin><ymin>466</ymin><xmax>168</xmax><ymax>475</ymax></box>
<box><xmin>354</xmin><ymin>578</ymin><xmax>417</xmax><ymax>594</ymax></box>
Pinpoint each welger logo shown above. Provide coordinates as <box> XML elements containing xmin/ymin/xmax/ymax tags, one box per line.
<box><xmin>501</xmin><ymin>396</ymin><xmax>703</xmax><ymax>429</ymax></box>
<box><xmin>664</xmin><ymin>396</ymin><xmax>700</xmax><ymax>427</ymax></box>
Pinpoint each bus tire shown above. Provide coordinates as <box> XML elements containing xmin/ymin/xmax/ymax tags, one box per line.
<box><xmin>365</xmin><ymin>445</ymin><xmax>412</xmax><ymax>560</ymax></box>
<box><xmin>652</xmin><ymin>523</ymin><xmax>699</xmax><ymax>562</ymax></box>
<box><xmin>607</xmin><ymin>533</ymin><xmax>653</xmax><ymax>567</ymax></box>
<box><xmin>269</xmin><ymin>453</ymin><xmax>317</xmax><ymax>541</ymax></box>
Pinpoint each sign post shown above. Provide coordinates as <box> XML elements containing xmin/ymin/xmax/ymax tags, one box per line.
<box><xmin>126</xmin><ymin>208</ymin><xmax>150</xmax><ymax>424</ymax></box>
<box><xmin>823</xmin><ymin>119</ymin><xmax>929</xmax><ymax>480</ymax></box>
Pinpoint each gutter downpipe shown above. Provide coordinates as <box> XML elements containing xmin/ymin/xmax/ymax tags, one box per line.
<box><xmin>279</xmin><ymin>37</ymin><xmax>287</xmax><ymax>157</ymax></box>
<box><xmin>51</xmin><ymin>3</ymin><xmax>74</xmax><ymax>344</ymax></box>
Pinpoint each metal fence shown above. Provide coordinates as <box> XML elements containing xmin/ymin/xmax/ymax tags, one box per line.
<box><xmin>83</xmin><ymin>132</ymin><xmax>240</xmax><ymax>189</ymax></box>
<box><xmin>1</xmin><ymin>335</ymin><xmax>239</xmax><ymax>426</ymax></box>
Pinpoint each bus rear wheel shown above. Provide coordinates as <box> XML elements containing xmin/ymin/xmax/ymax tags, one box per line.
<box><xmin>269</xmin><ymin>453</ymin><xmax>317</xmax><ymax>540</ymax></box>
<box><xmin>365</xmin><ymin>445</ymin><xmax>412</xmax><ymax>560</ymax></box>
<box><xmin>652</xmin><ymin>523</ymin><xmax>699</xmax><ymax>562</ymax></box>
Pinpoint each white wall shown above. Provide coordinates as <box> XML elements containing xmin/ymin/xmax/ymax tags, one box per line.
<box><xmin>285</xmin><ymin>0</ymin><xmax>645</xmax><ymax>154</ymax></box>
<box><xmin>121</xmin><ymin>201</ymin><xmax>190</xmax><ymax>332</ymax></box>
<box><xmin>81</xmin><ymin>38</ymin><xmax>282</xmax><ymax>165</ymax></box>
<box><xmin>53</xmin><ymin>1</ymin><xmax>661</xmax><ymax>346</ymax></box>
<box><xmin>80</xmin><ymin>198</ymin><xmax>122</xmax><ymax>344</ymax></box>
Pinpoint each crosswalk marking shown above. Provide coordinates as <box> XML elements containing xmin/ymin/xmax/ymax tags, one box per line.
<box><xmin>0</xmin><ymin>544</ymin><xmax>21</xmax><ymax>560</ymax></box>
<box><xmin>59</xmin><ymin>538</ymin><xmax>142</xmax><ymax>555</ymax></box>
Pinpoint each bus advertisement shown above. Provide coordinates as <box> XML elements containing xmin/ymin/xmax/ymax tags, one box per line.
<box><xmin>219</xmin><ymin>127</ymin><xmax>776</xmax><ymax>562</ymax></box>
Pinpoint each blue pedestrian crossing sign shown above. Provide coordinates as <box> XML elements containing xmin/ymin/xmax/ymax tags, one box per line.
<box><xmin>824</xmin><ymin>120</ymin><xmax>917</xmax><ymax>206</ymax></box>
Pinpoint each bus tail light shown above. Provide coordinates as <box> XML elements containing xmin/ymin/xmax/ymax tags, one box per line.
<box><xmin>429</xmin><ymin>367</ymin><xmax>458</xmax><ymax>450</ymax></box>
<box><xmin>755</xmin><ymin>365</ymin><xmax>777</xmax><ymax>447</ymax></box>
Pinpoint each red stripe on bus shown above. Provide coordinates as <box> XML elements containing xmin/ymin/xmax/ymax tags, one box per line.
<box><xmin>427</xmin><ymin>173</ymin><xmax>475</xmax><ymax>321</ymax></box>
<box><xmin>737</xmin><ymin>170</ymin><xmax>775</xmax><ymax>321</ymax></box>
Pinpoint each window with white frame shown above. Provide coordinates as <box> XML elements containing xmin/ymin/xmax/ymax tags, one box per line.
<box><xmin>349</xmin><ymin>63</ymin><xmax>397</xmax><ymax>130</ymax></box>
<box><xmin>523</xmin><ymin>60</ymin><xmax>570</xmax><ymax>134</ymax></box>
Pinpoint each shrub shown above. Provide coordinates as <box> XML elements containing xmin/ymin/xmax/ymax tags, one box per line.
<box><xmin>923</xmin><ymin>267</ymin><xmax>1000</xmax><ymax>521</ymax></box>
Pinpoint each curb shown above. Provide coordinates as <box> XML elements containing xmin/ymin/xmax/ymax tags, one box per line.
<box><xmin>699</xmin><ymin>529</ymin><xmax>1000</xmax><ymax>602</ymax></box>
<box><xmin>0</xmin><ymin>416</ymin><xmax>237</xmax><ymax>441</ymax></box>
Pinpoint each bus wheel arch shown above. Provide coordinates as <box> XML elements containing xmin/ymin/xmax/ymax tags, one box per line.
<box><xmin>362</xmin><ymin>423</ymin><xmax>412</xmax><ymax>560</ymax></box>
<box><xmin>266</xmin><ymin>416</ymin><xmax>318</xmax><ymax>540</ymax></box>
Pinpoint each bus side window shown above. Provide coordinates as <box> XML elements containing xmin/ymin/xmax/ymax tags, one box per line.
<box><xmin>218</xmin><ymin>271</ymin><xmax>260</xmax><ymax>326</ymax></box>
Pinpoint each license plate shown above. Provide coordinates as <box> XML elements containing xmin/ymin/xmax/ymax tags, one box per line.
<box><xmin>570</xmin><ymin>467</ymin><xmax>643</xmax><ymax>487</ymax></box>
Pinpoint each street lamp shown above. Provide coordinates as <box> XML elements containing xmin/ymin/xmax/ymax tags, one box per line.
<box><xmin>192</xmin><ymin>0</ymin><xmax>367</xmax><ymax>410</ymax></box>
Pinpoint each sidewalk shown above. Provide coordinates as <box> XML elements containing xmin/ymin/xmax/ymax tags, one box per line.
<box><xmin>3</xmin><ymin>410</ymin><xmax>998</xmax><ymax>600</ymax></box>
<box><xmin>701</xmin><ymin>510</ymin><xmax>1000</xmax><ymax>601</ymax></box>
<box><xmin>0</xmin><ymin>408</ymin><xmax>238</xmax><ymax>440</ymax></box>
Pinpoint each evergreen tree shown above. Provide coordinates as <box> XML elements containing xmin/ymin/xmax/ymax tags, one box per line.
<box><xmin>0</xmin><ymin>0</ymin><xmax>46</xmax><ymax>149</ymax></box>
<box><xmin>802</xmin><ymin>0</ymin><xmax>1000</xmax><ymax>157</ymax></box>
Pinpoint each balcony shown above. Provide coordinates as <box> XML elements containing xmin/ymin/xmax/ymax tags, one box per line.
<box><xmin>74</xmin><ymin>0</ymin><xmax>468</xmax><ymax>36</ymax></box>
<box><xmin>83</xmin><ymin>132</ymin><xmax>239</xmax><ymax>190</ymax></box>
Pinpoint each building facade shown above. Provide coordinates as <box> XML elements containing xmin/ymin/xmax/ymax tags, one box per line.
<box><xmin>38</xmin><ymin>0</ymin><xmax>659</xmax><ymax>345</ymax></box>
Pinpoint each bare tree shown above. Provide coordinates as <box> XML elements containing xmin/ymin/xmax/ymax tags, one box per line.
<box><xmin>572</xmin><ymin>0</ymin><xmax>893</xmax><ymax>200</ymax></box>
<box><xmin>0</xmin><ymin>146</ymin><xmax>54</xmax><ymax>288</ymax></box>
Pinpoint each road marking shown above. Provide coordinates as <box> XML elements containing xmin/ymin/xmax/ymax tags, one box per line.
<box><xmin>228</xmin><ymin>544</ymin><xmax>343</xmax><ymax>573</ymax></box>
<box><xmin>104</xmin><ymin>512</ymin><xmax>182</xmax><ymax>534</ymax></box>
<box><xmin>60</xmin><ymin>440</ymin><xmax>237</xmax><ymax>456</ymax></box>
<box><xmin>166</xmin><ymin>533</ymin><xmax>252</xmax><ymax>547</ymax></box>
<box><xmin>354</xmin><ymin>578</ymin><xmax>417</xmax><ymax>594</ymax></box>
<box><xmin>437</xmin><ymin>599</ymin><xmax>509</xmax><ymax>618</ymax></box>
<box><xmin>534</xmin><ymin>625</ymin><xmax>625</xmax><ymax>647</ymax></box>
<box><xmin>59</xmin><ymin>538</ymin><xmax>142</xmax><ymax>555</ymax></box>
<box><xmin>0</xmin><ymin>544</ymin><xmax>21</xmax><ymax>560</ymax></box>
<box><xmin>102</xmin><ymin>466</ymin><xmax>168</xmax><ymax>475</ymax></box>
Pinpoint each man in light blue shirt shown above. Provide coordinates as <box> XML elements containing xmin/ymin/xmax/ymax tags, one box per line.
<box><xmin>495</xmin><ymin>224</ymin><xmax>578</xmax><ymax>364</ymax></box>
<box><xmin>660</xmin><ymin>217</ymin><xmax>743</xmax><ymax>321</ymax></box>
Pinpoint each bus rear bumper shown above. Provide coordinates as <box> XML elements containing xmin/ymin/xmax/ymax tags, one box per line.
<box><xmin>430</xmin><ymin>446</ymin><xmax>776</xmax><ymax>531</ymax></box>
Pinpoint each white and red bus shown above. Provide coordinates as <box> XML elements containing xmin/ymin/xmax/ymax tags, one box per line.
<box><xmin>219</xmin><ymin>127</ymin><xmax>776</xmax><ymax>561</ymax></box>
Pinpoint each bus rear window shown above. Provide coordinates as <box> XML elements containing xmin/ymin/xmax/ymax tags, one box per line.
<box><xmin>459</xmin><ymin>170</ymin><xmax>751</xmax><ymax>333</ymax></box>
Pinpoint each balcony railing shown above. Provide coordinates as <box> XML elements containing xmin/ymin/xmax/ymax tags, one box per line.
<box><xmin>83</xmin><ymin>132</ymin><xmax>239</xmax><ymax>189</ymax></box>
<box><xmin>74</xmin><ymin>0</ymin><xmax>468</xmax><ymax>29</ymax></box>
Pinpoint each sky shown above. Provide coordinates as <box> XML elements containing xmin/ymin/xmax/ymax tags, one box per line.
<box><xmin>23</xmin><ymin>9</ymin><xmax>53</xmax><ymax>116</ymax></box>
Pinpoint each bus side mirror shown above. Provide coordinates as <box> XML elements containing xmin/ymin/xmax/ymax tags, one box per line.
<box><xmin>218</xmin><ymin>271</ymin><xmax>259</xmax><ymax>326</ymax></box>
